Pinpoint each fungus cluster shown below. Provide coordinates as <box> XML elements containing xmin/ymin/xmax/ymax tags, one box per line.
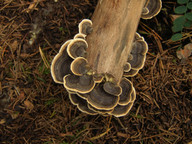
<box><xmin>51</xmin><ymin>0</ymin><xmax>162</xmax><ymax>117</ymax></box>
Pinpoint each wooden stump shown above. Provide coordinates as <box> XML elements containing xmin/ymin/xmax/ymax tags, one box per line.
<box><xmin>86</xmin><ymin>0</ymin><xmax>146</xmax><ymax>84</ymax></box>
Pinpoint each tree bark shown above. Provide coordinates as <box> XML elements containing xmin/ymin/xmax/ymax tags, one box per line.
<box><xmin>86</xmin><ymin>0</ymin><xmax>146</xmax><ymax>84</ymax></box>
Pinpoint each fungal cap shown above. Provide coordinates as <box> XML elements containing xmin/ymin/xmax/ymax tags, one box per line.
<box><xmin>69</xmin><ymin>93</ymin><xmax>97</xmax><ymax>115</ymax></box>
<box><xmin>128</xmin><ymin>38</ymin><xmax>148</xmax><ymax>70</ymax></box>
<box><xmin>141</xmin><ymin>0</ymin><xmax>162</xmax><ymax>19</ymax></box>
<box><xmin>130</xmin><ymin>87</ymin><xmax>136</xmax><ymax>102</ymax></box>
<box><xmin>67</xmin><ymin>38</ymin><xmax>88</xmax><ymax>59</ymax></box>
<box><xmin>103</xmin><ymin>82</ymin><xmax>122</xmax><ymax>96</ymax></box>
<box><xmin>109</xmin><ymin>102</ymin><xmax>134</xmax><ymax>117</ymax></box>
<box><xmin>88</xmin><ymin>104</ymin><xmax>113</xmax><ymax>114</ymax></box>
<box><xmin>51</xmin><ymin>40</ymin><xmax>72</xmax><ymax>84</ymax></box>
<box><xmin>123</xmin><ymin>69</ymin><xmax>139</xmax><ymax>77</ymax></box>
<box><xmin>93</xmin><ymin>74</ymin><xmax>104</xmax><ymax>83</ymax></box>
<box><xmin>76</xmin><ymin>92</ymin><xmax>89</xmax><ymax>100</ymax></box>
<box><xmin>128</xmin><ymin>54</ymin><xmax>146</xmax><ymax>70</ymax></box>
<box><xmin>132</xmin><ymin>39</ymin><xmax>148</xmax><ymax>55</ymax></box>
<box><xmin>135</xmin><ymin>32</ymin><xmax>144</xmax><ymax>41</ymax></box>
<box><xmin>110</xmin><ymin>86</ymin><xmax>136</xmax><ymax>117</ymax></box>
<box><xmin>74</xmin><ymin>33</ymin><xmax>86</xmax><ymax>39</ymax></box>
<box><xmin>142</xmin><ymin>7</ymin><xmax>149</xmax><ymax>15</ymax></box>
<box><xmin>66</xmin><ymin>89</ymin><xmax>76</xmax><ymax>94</ymax></box>
<box><xmin>123</xmin><ymin>62</ymin><xmax>131</xmax><ymax>72</ymax></box>
<box><xmin>70</xmin><ymin>57</ymin><xmax>89</xmax><ymax>76</ymax></box>
<box><xmin>78</xmin><ymin>19</ymin><xmax>93</xmax><ymax>35</ymax></box>
<box><xmin>118</xmin><ymin>78</ymin><xmax>134</xmax><ymax>106</ymax></box>
<box><xmin>63</xmin><ymin>74</ymin><xmax>95</xmax><ymax>94</ymax></box>
<box><xmin>87</xmin><ymin>84</ymin><xmax>119</xmax><ymax>110</ymax></box>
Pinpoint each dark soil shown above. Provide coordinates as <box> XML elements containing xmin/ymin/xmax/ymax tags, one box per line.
<box><xmin>0</xmin><ymin>0</ymin><xmax>192</xmax><ymax>144</ymax></box>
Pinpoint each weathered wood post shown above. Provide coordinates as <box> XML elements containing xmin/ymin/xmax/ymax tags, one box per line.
<box><xmin>86</xmin><ymin>0</ymin><xmax>146</xmax><ymax>83</ymax></box>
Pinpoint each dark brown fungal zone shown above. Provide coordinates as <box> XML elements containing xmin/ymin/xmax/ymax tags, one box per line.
<box><xmin>51</xmin><ymin>19</ymin><xmax>151</xmax><ymax>117</ymax></box>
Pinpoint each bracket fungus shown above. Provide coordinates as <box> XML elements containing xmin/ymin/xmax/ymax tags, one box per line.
<box><xmin>123</xmin><ymin>62</ymin><xmax>131</xmax><ymax>73</ymax></box>
<box><xmin>127</xmin><ymin>33</ymin><xmax>148</xmax><ymax>70</ymax></box>
<box><xmin>88</xmin><ymin>104</ymin><xmax>113</xmax><ymax>115</ymax></box>
<box><xmin>123</xmin><ymin>69</ymin><xmax>139</xmax><ymax>78</ymax></box>
<box><xmin>70</xmin><ymin>57</ymin><xmax>89</xmax><ymax>76</ymax></box>
<box><xmin>69</xmin><ymin>93</ymin><xmax>97</xmax><ymax>115</ymax></box>
<box><xmin>63</xmin><ymin>74</ymin><xmax>95</xmax><ymax>94</ymax></box>
<box><xmin>74</xmin><ymin>33</ymin><xmax>86</xmax><ymax>39</ymax></box>
<box><xmin>118</xmin><ymin>78</ymin><xmax>134</xmax><ymax>106</ymax></box>
<box><xmin>51</xmin><ymin>0</ymin><xmax>162</xmax><ymax>117</ymax></box>
<box><xmin>123</xmin><ymin>33</ymin><xmax>148</xmax><ymax>77</ymax></box>
<box><xmin>142</xmin><ymin>0</ymin><xmax>162</xmax><ymax>19</ymax></box>
<box><xmin>78</xmin><ymin>19</ymin><xmax>93</xmax><ymax>36</ymax></box>
<box><xmin>67</xmin><ymin>38</ymin><xmax>88</xmax><ymax>59</ymax></box>
<box><xmin>103</xmin><ymin>81</ymin><xmax>122</xmax><ymax>96</ymax></box>
<box><xmin>87</xmin><ymin>83</ymin><xmax>120</xmax><ymax>110</ymax></box>
<box><xmin>51</xmin><ymin>40</ymin><xmax>73</xmax><ymax>84</ymax></box>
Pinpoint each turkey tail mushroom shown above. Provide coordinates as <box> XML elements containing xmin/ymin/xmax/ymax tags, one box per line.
<box><xmin>118</xmin><ymin>78</ymin><xmax>134</xmax><ymax>106</ymax></box>
<box><xmin>78</xmin><ymin>19</ymin><xmax>93</xmax><ymax>36</ymax></box>
<box><xmin>70</xmin><ymin>57</ymin><xmax>90</xmax><ymax>76</ymax></box>
<box><xmin>123</xmin><ymin>33</ymin><xmax>148</xmax><ymax>77</ymax></box>
<box><xmin>74</xmin><ymin>33</ymin><xmax>86</xmax><ymax>39</ymax></box>
<box><xmin>109</xmin><ymin>87</ymin><xmax>136</xmax><ymax>117</ymax></box>
<box><xmin>86</xmin><ymin>83</ymin><xmax>119</xmax><ymax>110</ymax></box>
<box><xmin>141</xmin><ymin>0</ymin><xmax>162</xmax><ymax>19</ymax></box>
<box><xmin>63</xmin><ymin>74</ymin><xmax>95</xmax><ymax>94</ymax></box>
<box><xmin>127</xmin><ymin>38</ymin><xmax>148</xmax><ymax>70</ymax></box>
<box><xmin>69</xmin><ymin>93</ymin><xmax>97</xmax><ymax>115</ymax></box>
<box><xmin>67</xmin><ymin>38</ymin><xmax>88</xmax><ymax>59</ymax></box>
<box><xmin>51</xmin><ymin>40</ymin><xmax>73</xmax><ymax>84</ymax></box>
<box><xmin>51</xmin><ymin>0</ymin><xmax>162</xmax><ymax>117</ymax></box>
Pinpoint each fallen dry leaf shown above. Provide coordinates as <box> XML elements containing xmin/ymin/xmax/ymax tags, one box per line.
<box><xmin>170</xmin><ymin>14</ymin><xmax>183</xmax><ymax>22</ymax></box>
<box><xmin>24</xmin><ymin>100</ymin><xmax>34</xmax><ymax>111</ymax></box>
<box><xmin>0</xmin><ymin>119</ymin><xmax>6</xmax><ymax>124</ymax></box>
<box><xmin>18</xmin><ymin>91</ymin><xmax>25</xmax><ymax>100</ymax></box>
<box><xmin>39</xmin><ymin>46</ymin><xmax>50</xmax><ymax>68</ymax></box>
<box><xmin>177</xmin><ymin>43</ymin><xmax>192</xmax><ymax>59</ymax></box>
<box><xmin>10</xmin><ymin>40</ymin><xmax>18</xmax><ymax>53</ymax></box>
<box><xmin>20</xmin><ymin>53</ymin><xmax>32</xmax><ymax>59</ymax></box>
<box><xmin>26</xmin><ymin>0</ymin><xmax>39</xmax><ymax>13</ymax></box>
<box><xmin>10</xmin><ymin>111</ymin><xmax>20</xmax><ymax>119</ymax></box>
<box><xmin>59</xmin><ymin>132</ymin><xmax>74</xmax><ymax>137</ymax></box>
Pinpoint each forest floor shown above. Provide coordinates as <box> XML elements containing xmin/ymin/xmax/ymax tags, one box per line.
<box><xmin>0</xmin><ymin>0</ymin><xmax>192</xmax><ymax>144</ymax></box>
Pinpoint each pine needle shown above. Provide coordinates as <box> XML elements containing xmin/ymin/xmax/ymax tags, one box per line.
<box><xmin>39</xmin><ymin>46</ymin><xmax>50</xmax><ymax>68</ymax></box>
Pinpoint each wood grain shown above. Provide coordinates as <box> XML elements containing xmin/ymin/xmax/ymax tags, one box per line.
<box><xmin>86</xmin><ymin>0</ymin><xmax>146</xmax><ymax>83</ymax></box>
